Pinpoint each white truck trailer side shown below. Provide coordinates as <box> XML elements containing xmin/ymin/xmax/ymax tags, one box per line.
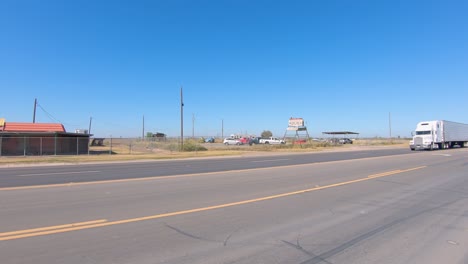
<box><xmin>410</xmin><ymin>120</ymin><xmax>468</xmax><ymax>150</ymax></box>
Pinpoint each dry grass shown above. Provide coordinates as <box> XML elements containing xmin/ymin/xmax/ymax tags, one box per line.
<box><xmin>0</xmin><ymin>150</ymin><xmax>246</xmax><ymax>165</ymax></box>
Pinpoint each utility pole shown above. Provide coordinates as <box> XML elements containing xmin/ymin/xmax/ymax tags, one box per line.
<box><xmin>88</xmin><ymin>117</ymin><xmax>92</xmax><ymax>135</ymax></box>
<box><xmin>180</xmin><ymin>86</ymin><xmax>184</xmax><ymax>151</ymax></box>
<box><xmin>32</xmin><ymin>98</ymin><xmax>37</xmax><ymax>123</ymax></box>
<box><xmin>389</xmin><ymin>112</ymin><xmax>392</xmax><ymax>143</ymax></box>
<box><xmin>192</xmin><ymin>113</ymin><xmax>195</xmax><ymax>138</ymax></box>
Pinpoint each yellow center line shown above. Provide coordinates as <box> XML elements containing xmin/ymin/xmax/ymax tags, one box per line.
<box><xmin>367</xmin><ymin>170</ymin><xmax>402</xmax><ymax>178</ymax></box>
<box><xmin>0</xmin><ymin>166</ymin><xmax>426</xmax><ymax>241</ymax></box>
<box><xmin>0</xmin><ymin>219</ymin><xmax>107</xmax><ymax>237</ymax></box>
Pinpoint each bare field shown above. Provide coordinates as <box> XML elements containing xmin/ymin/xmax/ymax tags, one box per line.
<box><xmin>0</xmin><ymin>138</ymin><xmax>408</xmax><ymax>166</ymax></box>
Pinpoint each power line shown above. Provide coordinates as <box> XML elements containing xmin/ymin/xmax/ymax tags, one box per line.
<box><xmin>36</xmin><ymin>101</ymin><xmax>62</xmax><ymax>123</ymax></box>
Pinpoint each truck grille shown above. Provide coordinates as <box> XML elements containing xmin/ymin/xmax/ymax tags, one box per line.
<box><xmin>414</xmin><ymin>137</ymin><xmax>423</xmax><ymax>145</ymax></box>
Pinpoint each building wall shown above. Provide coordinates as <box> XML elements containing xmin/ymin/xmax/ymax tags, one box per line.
<box><xmin>0</xmin><ymin>134</ymin><xmax>89</xmax><ymax>156</ymax></box>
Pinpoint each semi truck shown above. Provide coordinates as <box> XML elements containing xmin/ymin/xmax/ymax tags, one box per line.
<box><xmin>409</xmin><ymin>120</ymin><xmax>468</xmax><ymax>150</ymax></box>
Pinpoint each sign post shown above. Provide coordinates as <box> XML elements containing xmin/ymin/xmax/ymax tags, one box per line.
<box><xmin>284</xmin><ymin>117</ymin><xmax>310</xmax><ymax>143</ymax></box>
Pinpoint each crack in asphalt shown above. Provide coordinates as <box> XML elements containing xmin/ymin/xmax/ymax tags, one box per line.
<box><xmin>164</xmin><ymin>223</ymin><xmax>218</xmax><ymax>243</ymax></box>
<box><xmin>223</xmin><ymin>228</ymin><xmax>241</xmax><ymax>246</ymax></box>
<box><xmin>165</xmin><ymin>223</ymin><xmax>240</xmax><ymax>247</ymax></box>
<box><xmin>298</xmin><ymin>197</ymin><xmax>466</xmax><ymax>264</ymax></box>
<box><xmin>282</xmin><ymin>238</ymin><xmax>333</xmax><ymax>264</ymax></box>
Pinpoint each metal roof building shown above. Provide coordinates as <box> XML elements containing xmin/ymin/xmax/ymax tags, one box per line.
<box><xmin>0</xmin><ymin>119</ymin><xmax>90</xmax><ymax>156</ymax></box>
<box><xmin>322</xmin><ymin>131</ymin><xmax>360</xmax><ymax>137</ymax></box>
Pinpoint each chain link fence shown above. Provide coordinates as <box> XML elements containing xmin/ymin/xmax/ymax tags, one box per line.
<box><xmin>88</xmin><ymin>137</ymin><xmax>184</xmax><ymax>155</ymax></box>
<box><xmin>0</xmin><ymin>136</ymin><xmax>218</xmax><ymax>156</ymax></box>
<box><xmin>0</xmin><ymin>136</ymin><xmax>407</xmax><ymax>156</ymax></box>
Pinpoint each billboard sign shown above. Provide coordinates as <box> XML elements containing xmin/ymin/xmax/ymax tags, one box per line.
<box><xmin>288</xmin><ymin>117</ymin><xmax>304</xmax><ymax>127</ymax></box>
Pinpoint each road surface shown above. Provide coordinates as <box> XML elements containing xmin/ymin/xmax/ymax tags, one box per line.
<box><xmin>0</xmin><ymin>148</ymin><xmax>411</xmax><ymax>188</ymax></box>
<box><xmin>1</xmin><ymin>148</ymin><xmax>467</xmax><ymax>263</ymax></box>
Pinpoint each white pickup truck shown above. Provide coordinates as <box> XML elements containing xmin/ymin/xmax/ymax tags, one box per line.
<box><xmin>259</xmin><ymin>137</ymin><xmax>286</xmax><ymax>144</ymax></box>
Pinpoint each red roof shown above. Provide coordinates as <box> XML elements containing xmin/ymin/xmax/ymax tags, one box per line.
<box><xmin>1</xmin><ymin>122</ymin><xmax>66</xmax><ymax>132</ymax></box>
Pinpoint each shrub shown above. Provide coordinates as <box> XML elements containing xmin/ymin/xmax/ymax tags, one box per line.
<box><xmin>182</xmin><ymin>141</ymin><xmax>207</xmax><ymax>152</ymax></box>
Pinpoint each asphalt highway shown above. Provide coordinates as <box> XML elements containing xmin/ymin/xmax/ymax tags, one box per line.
<box><xmin>0</xmin><ymin>148</ymin><xmax>412</xmax><ymax>188</ymax></box>
<box><xmin>1</xmin><ymin>147</ymin><xmax>468</xmax><ymax>264</ymax></box>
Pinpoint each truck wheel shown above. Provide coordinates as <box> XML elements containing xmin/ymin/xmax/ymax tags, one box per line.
<box><xmin>265</xmin><ymin>141</ymin><xmax>269</xmax><ymax>144</ymax></box>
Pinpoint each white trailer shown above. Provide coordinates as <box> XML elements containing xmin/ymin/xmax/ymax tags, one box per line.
<box><xmin>410</xmin><ymin>120</ymin><xmax>468</xmax><ymax>150</ymax></box>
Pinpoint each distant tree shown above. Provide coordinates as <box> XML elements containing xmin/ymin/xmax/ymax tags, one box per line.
<box><xmin>261</xmin><ymin>130</ymin><xmax>273</xmax><ymax>138</ymax></box>
<box><xmin>146</xmin><ymin>132</ymin><xmax>153</xmax><ymax>138</ymax></box>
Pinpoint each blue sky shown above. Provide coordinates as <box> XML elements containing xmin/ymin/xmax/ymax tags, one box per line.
<box><xmin>1</xmin><ymin>0</ymin><xmax>467</xmax><ymax>138</ymax></box>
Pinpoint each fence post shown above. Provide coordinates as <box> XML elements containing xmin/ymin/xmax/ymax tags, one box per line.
<box><xmin>54</xmin><ymin>134</ymin><xmax>57</xmax><ymax>156</ymax></box>
<box><xmin>23</xmin><ymin>136</ymin><xmax>26</xmax><ymax>156</ymax></box>
<box><xmin>40</xmin><ymin>137</ymin><xmax>43</xmax><ymax>156</ymax></box>
<box><xmin>76</xmin><ymin>137</ymin><xmax>79</xmax><ymax>155</ymax></box>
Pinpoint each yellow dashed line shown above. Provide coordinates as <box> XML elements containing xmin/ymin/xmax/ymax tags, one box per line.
<box><xmin>0</xmin><ymin>166</ymin><xmax>426</xmax><ymax>241</ymax></box>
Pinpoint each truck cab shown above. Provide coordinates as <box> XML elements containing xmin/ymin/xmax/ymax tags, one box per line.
<box><xmin>410</xmin><ymin>121</ymin><xmax>442</xmax><ymax>150</ymax></box>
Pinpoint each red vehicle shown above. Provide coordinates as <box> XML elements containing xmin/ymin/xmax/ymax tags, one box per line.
<box><xmin>294</xmin><ymin>139</ymin><xmax>307</xmax><ymax>144</ymax></box>
<box><xmin>239</xmin><ymin>137</ymin><xmax>250</xmax><ymax>144</ymax></box>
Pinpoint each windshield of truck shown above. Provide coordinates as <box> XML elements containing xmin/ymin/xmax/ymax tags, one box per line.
<box><xmin>416</xmin><ymin>131</ymin><xmax>431</xmax><ymax>135</ymax></box>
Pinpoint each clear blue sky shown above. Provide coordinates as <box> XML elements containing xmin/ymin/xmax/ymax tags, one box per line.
<box><xmin>1</xmin><ymin>0</ymin><xmax>467</xmax><ymax>138</ymax></box>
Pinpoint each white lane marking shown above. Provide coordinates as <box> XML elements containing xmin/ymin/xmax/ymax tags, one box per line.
<box><xmin>432</xmin><ymin>154</ymin><xmax>452</xmax><ymax>157</ymax></box>
<box><xmin>250</xmin><ymin>159</ymin><xmax>290</xmax><ymax>163</ymax></box>
<box><xmin>18</xmin><ymin>171</ymin><xmax>101</xmax><ymax>177</ymax></box>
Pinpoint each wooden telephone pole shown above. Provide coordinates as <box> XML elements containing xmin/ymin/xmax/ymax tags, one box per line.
<box><xmin>32</xmin><ymin>98</ymin><xmax>37</xmax><ymax>123</ymax></box>
<box><xmin>180</xmin><ymin>87</ymin><xmax>184</xmax><ymax>150</ymax></box>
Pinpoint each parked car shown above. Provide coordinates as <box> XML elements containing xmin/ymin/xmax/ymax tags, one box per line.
<box><xmin>294</xmin><ymin>139</ymin><xmax>307</xmax><ymax>144</ymax></box>
<box><xmin>259</xmin><ymin>137</ymin><xmax>286</xmax><ymax>144</ymax></box>
<box><xmin>248</xmin><ymin>137</ymin><xmax>260</xmax><ymax>146</ymax></box>
<box><xmin>339</xmin><ymin>138</ymin><xmax>353</xmax><ymax>144</ymax></box>
<box><xmin>238</xmin><ymin>137</ymin><xmax>250</xmax><ymax>144</ymax></box>
<box><xmin>327</xmin><ymin>138</ymin><xmax>352</xmax><ymax>144</ymax></box>
<box><xmin>223</xmin><ymin>138</ymin><xmax>242</xmax><ymax>145</ymax></box>
<box><xmin>204</xmin><ymin>137</ymin><xmax>215</xmax><ymax>143</ymax></box>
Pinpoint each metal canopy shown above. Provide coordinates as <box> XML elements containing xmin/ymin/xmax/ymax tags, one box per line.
<box><xmin>322</xmin><ymin>131</ymin><xmax>359</xmax><ymax>135</ymax></box>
